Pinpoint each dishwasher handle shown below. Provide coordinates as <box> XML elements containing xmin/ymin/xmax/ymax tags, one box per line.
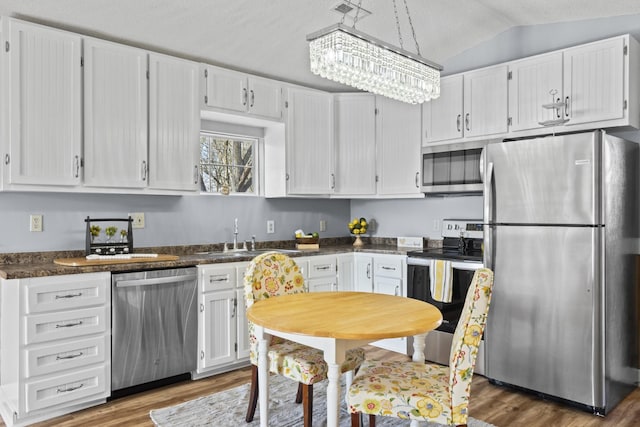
<box><xmin>116</xmin><ymin>273</ymin><xmax>197</xmax><ymax>288</ymax></box>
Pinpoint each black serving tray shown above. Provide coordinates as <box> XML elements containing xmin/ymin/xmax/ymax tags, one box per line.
<box><xmin>85</xmin><ymin>216</ymin><xmax>134</xmax><ymax>256</ymax></box>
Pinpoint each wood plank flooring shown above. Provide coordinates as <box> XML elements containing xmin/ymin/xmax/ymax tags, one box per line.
<box><xmin>11</xmin><ymin>346</ymin><xmax>639</xmax><ymax>427</ymax></box>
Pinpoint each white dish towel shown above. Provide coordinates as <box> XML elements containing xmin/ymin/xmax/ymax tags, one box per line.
<box><xmin>430</xmin><ymin>259</ymin><xmax>453</xmax><ymax>303</ymax></box>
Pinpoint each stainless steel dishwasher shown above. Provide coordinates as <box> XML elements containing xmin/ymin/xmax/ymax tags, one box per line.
<box><xmin>111</xmin><ymin>267</ymin><xmax>197</xmax><ymax>393</ymax></box>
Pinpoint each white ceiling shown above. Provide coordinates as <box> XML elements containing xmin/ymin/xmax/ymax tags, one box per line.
<box><xmin>2</xmin><ymin>0</ymin><xmax>640</xmax><ymax>92</ymax></box>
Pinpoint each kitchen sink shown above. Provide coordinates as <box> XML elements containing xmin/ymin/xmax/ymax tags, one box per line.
<box><xmin>195</xmin><ymin>248</ymin><xmax>301</xmax><ymax>258</ymax></box>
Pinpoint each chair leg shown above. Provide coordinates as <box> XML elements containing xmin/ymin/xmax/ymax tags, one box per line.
<box><xmin>350</xmin><ymin>412</ymin><xmax>361</xmax><ymax>427</ymax></box>
<box><xmin>295</xmin><ymin>382</ymin><xmax>303</xmax><ymax>403</ymax></box>
<box><xmin>245</xmin><ymin>365</ymin><xmax>259</xmax><ymax>422</ymax></box>
<box><xmin>302</xmin><ymin>384</ymin><xmax>313</xmax><ymax>427</ymax></box>
<box><xmin>369</xmin><ymin>414</ymin><xmax>376</xmax><ymax>427</ymax></box>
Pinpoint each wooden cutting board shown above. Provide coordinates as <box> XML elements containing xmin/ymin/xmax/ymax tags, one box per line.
<box><xmin>54</xmin><ymin>254</ymin><xmax>180</xmax><ymax>267</ymax></box>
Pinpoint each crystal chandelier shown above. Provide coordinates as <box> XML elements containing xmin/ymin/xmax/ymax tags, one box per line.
<box><xmin>307</xmin><ymin>0</ymin><xmax>442</xmax><ymax>104</ymax></box>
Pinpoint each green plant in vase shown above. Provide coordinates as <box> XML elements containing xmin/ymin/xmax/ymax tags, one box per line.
<box><xmin>105</xmin><ymin>226</ymin><xmax>118</xmax><ymax>243</ymax></box>
<box><xmin>90</xmin><ymin>225</ymin><xmax>101</xmax><ymax>243</ymax></box>
<box><xmin>120</xmin><ymin>229</ymin><xmax>128</xmax><ymax>243</ymax></box>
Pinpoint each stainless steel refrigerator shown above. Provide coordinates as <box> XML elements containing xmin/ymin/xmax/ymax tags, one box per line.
<box><xmin>482</xmin><ymin>130</ymin><xmax>638</xmax><ymax>414</ymax></box>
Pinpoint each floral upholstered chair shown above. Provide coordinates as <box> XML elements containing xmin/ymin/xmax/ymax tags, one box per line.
<box><xmin>244</xmin><ymin>251</ymin><xmax>365</xmax><ymax>426</ymax></box>
<box><xmin>346</xmin><ymin>268</ymin><xmax>494</xmax><ymax>427</ymax></box>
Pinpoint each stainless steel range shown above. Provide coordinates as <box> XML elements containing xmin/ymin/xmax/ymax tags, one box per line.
<box><xmin>406</xmin><ymin>219</ymin><xmax>485</xmax><ymax>373</ymax></box>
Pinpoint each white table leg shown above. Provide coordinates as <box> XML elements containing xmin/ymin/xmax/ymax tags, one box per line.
<box><xmin>256</xmin><ymin>326</ymin><xmax>269</xmax><ymax>427</ymax></box>
<box><xmin>412</xmin><ymin>333</ymin><xmax>427</xmax><ymax>362</ymax></box>
<box><xmin>411</xmin><ymin>333</ymin><xmax>428</xmax><ymax>427</ymax></box>
<box><xmin>323</xmin><ymin>342</ymin><xmax>347</xmax><ymax>427</ymax></box>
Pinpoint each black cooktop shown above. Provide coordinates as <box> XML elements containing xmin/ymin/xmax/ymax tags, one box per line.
<box><xmin>407</xmin><ymin>237</ymin><xmax>483</xmax><ymax>262</ymax></box>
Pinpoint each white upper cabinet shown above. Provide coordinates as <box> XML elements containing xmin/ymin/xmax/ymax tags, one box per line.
<box><xmin>285</xmin><ymin>87</ymin><xmax>334</xmax><ymax>195</ymax></box>
<box><xmin>509</xmin><ymin>35</ymin><xmax>636</xmax><ymax>133</ymax></box>
<box><xmin>148</xmin><ymin>53</ymin><xmax>200</xmax><ymax>191</ymax></box>
<box><xmin>83</xmin><ymin>38</ymin><xmax>148</xmax><ymax>188</ymax></box>
<box><xmin>334</xmin><ymin>94</ymin><xmax>376</xmax><ymax>196</ymax></box>
<box><xmin>463</xmin><ymin>64</ymin><xmax>509</xmax><ymax>138</ymax></box>
<box><xmin>204</xmin><ymin>65</ymin><xmax>282</xmax><ymax>120</ymax></box>
<box><xmin>3</xmin><ymin>19</ymin><xmax>82</xmax><ymax>186</ymax></box>
<box><xmin>508</xmin><ymin>51</ymin><xmax>564</xmax><ymax>131</ymax></box>
<box><xmin>376</xmin><ymin>96</ymin><xmax>422</xmax><ymax>196</ymax></box>
<box><xmin>563</xmin><ymin>36</ymin><xmax>626</xmax><ymax>126</ymax></box>
<box><xmin>422</xmin><ymin>75</ymin><xmax>464</xmax><ymax>143</ymax></box>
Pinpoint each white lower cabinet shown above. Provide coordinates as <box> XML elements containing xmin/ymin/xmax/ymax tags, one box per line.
<box><xmin>197</xmin><ymin>262</ymin><xmax>250</xmax><ymax>376</ymax></box>
<box><xmin>305</xmin><ymin>255</ymin><xmax>338</xmax><ymax>292</ymax></box>
<box><xmin>0</xmin><ymin>272</ymin><xmax>111</xmax><ymax>427</ymax></box>
<box><xmin>352</xmin><ymin>253</ymin><xmax>409</xmax><ymax>354</ymax></box>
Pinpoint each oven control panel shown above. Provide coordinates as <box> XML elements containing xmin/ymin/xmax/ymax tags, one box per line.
<box><xmin>441</xmin><ymin>219</ymin><xmax>483</xmax><ymax>239</ymax></box>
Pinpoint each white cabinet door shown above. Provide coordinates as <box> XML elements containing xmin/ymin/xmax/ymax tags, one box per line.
<box><xmin>148</xmin><ymin>53</ymin><xmax>200</xmax><ymax>191</ymax></box>
<box><xmin>463</xmin><ymin>64</ymin><xmax>509</xmax><ymax>137</ymax></box>
<box><xmin>423</xmin><ymin>75</ymin><xmax>464</xmax><ymax>143</ymax></box>
<box><xmin>285</xmin><ymin>87</ymin><xmax>334</xmax><ymax>194</ymax></box>
<box><xmin>247</xmin><ymin>76</ymin><xmax>282</xmax><ymax>119</ymax></box>
<box><xmin>508</xmin><ymin>52</ymin><xmax>564</xmax><ymax>132</ymax></box>
<box><xmin>199</xmin><ymin>290</ymin><xmax>236</xmax><ymax>370</ymax></box>
<box><xmin>337</xmin><ymin>254</ymin><xmax>354</xmax><ymax>291</ymax></box>
<box><xmin>5</xmin><ymin>19</ymin><xmax>82</xmax><ymax>186</ymax></box>
<box><xmin>376</xmin><ymin>97</ymin><xmax>422</xmax><ymax>195</ymax></box>
<box><xmin>204</xmin><ymin>65</ymin><xmax>246</xmax><ymax>113</ymax></box>
<box><xmin>84</xmin><ymin>38</ymin><xmax>148</xmax><ymax>188</ymax></box>
<box><xmin>354</xmin><ymin>254</ymin><xmax>373</xmax><ymax>292</ymax></box>
<box><xmin>334</xmin><ymin>94</ymin><xmax>376</xmax><ymax>196</ymax></box>
<box><xmin>563</xmin><ymin>36</ymin><xmax>625</xmax><ymax>126</ymax></box>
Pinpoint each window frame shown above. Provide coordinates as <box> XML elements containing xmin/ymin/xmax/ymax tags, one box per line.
<box><xmin>199</xmin><ymin>131</ymin><xmax>260</xmax><ymax>196</ymax></box>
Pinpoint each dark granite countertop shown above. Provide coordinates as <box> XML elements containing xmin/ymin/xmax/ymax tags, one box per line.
<box><xmin>0</xmin><ymin>237</ymin><xmax>414</xmax><ymax>280</ymax></box>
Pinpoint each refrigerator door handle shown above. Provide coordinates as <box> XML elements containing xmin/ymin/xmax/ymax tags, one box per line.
<box><xmin>483</xmin><ymin>160</ymin><xmax>494</xmax><ymax>270</ymax></box>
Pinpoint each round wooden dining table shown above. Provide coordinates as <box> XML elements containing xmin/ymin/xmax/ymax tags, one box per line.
<box><xmin>247</xmin><ymin>291</ymin><xmax>443</xmax><ymax>427</ymax></box>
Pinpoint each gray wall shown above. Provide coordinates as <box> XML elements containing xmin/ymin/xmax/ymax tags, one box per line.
<box><xmin>0</xmin><ymin>192</ymin><xmax>349</xmax><ymax>252</ymax></box>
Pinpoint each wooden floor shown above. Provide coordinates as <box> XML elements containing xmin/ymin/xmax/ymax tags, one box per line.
<box><xmin>11</xmin><ymin>346</ymin><xmax>639</xmax><ymax>427</ymax></box>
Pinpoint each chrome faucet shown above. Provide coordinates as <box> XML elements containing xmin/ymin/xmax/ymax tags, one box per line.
<box><xmin>233</xmin><ymin>218</ymin><xmax>239</xmax><ymax>250</ymax></box>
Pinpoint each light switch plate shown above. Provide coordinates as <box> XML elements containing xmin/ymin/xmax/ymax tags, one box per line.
<box><xmin>129</xmin><ymin>212</ymin><xmax>145</xmax><ymax>229</ymax></box>
<box><xmin>30</xmin><ymin>214</ymin><xmax>43</xmax><ymax>232</ymax></box>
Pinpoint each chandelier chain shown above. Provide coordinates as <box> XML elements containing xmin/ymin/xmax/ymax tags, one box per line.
<box><xmin>392</xmin><ymin>0</ymin><xmax>404</xmax><ymax>50</ymax></box>
<box><xmin>340</xmin><ymin>0</ymin><xmax>364</xmax><ymax>28</ymax></box>
<box><xmin>403</xmin><ymin>0</ymin><xmax>421</xmax><ymax>56</ymax></box>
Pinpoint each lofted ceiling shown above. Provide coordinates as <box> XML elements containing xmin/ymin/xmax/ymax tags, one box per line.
<box><xmin>1</xmin><ymin>0</ymin><xmax>640</xmax><ymax>92</ymax></box>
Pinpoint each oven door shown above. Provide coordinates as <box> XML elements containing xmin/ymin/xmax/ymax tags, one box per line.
<box><xmin>407</xmin><ymin>257</ymin><xmax>485</xmax><ymax>373</ymax></box>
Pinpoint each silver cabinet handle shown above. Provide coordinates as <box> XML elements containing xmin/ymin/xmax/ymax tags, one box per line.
<box><xmin>141</xmin><ymin>160</ymin><xmax>147</xmax><ymax>181</ymax></box>
<box><xmin>250</xmin><ymin>90</ymin><xmax>255</xmax><ymax>107</ymax></box>
<box><xmin>200</xmin><ymin>303</ymin><xmax>204</xmax><ymax>313</ymax></box>
<box><xmin>331</xmin><ymin>173</ymin><xmax>335</xmax><ymax>189</ymax></box>
<box><xmin>394</xmin><ymin>286</ymin><xmax>400</xmax><ymax>296</ymax></box>
<box><xmin>57</xmin><ymin>383</ymin><xmax>84</xmax><ymax>393</ymax></box>
<box><xmin>564</xmin><ymin>96</ymin><xmax>570</xmax><ymax>117</ymax></box>
<box><xmin>56</xmin><ymin>352</ymin><xmax>83</xmax><ymax>360</ymax></box>
<box><xmin>4</xmin><ymin>154</ymin><xmax>9</xmax><ymax>165</ymax></box>
<box><xmin>56</xmin><ymin>320</ymin><xmax>83</xmax><ymax>328</ymax></box>
<box><xmin>231</xmin><ymin>298</ymin><xmax>237</xmax><ymax>318</ymax></box>
<box><xmin>209</xmin><ymin>275</ymin><xmax>229</xmax><ymax>283</ymax></box>
<box><xmin>74</xmin><ymin>155</ymin><xmax>80</xmax><ymax>178</ymax></box>
<box><xmin>200</xmin><ymin>350</ymin><xmax>205</xmax><ymax>360</ymax></box>
<box><xmin>381</xmin><ymin>266</ymin><xmax>396</xmax><ymax>271</ymax></box>
<box><xmin>194</xmin><ymin>165</ymin><xmax>199</xmax><ymax>184</ymax></box>
<box><xmin>366</xmin><ymin>264</ymin><xmax>371</xmax><ymax>279</ymax></box>
<box><xmin>242</xmin><ymin>88</ymin><xmax>248</xmax><ymax>106</ymax></box>
<box><xmin>55</xmin><ymin>292</ymin><xmax>82</xmax><ymax>299</ymax></box>
<box><xmin>456</xmin><ymin>114</ymin><xmax>461</xmax><ymax>132</ymax></box>
<box><xmin>415</xmin><ymin>172</ymin><xmax>420</xmax><ymax>188</ymax></box>
<box><xmin>465</xmin><ymin>113</ymin><xmax>470</xmax><ymax>131</ymax></box>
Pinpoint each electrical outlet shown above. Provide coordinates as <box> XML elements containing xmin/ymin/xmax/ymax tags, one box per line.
<box><xmin>266</xmin><ymin>220</ymin><xmax>275</xmax><ymax>234</ymax></box>
<box><xmin>30</xmin><ymin>214</ymin><xmax>43</xmax><ymax>232</ymax></box>
<box><xmin>320</xmin><ymin>220</ymin><xmax>327</xmax><ymax>232</ymax></box>
<box><xmin>129</xmin><ymin>212</ymin><xmax>145</xmax><ymax>229</ymax></box>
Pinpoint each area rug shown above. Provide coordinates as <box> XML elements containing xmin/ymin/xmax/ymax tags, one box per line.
<box><xmin>150</xmin><ymin>375</ymin><xmax>495</xmax><ymax>427</ymax></box>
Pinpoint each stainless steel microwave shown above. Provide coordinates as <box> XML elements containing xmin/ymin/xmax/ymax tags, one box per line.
<box><xmin>421</xmin><ymin>140</ymin><xmax>492</xmax><ymax>195</ymax></box>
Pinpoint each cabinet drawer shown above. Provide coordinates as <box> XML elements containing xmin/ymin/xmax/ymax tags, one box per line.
<box><xmin>25</xmin><ymin>307</ymin><xmax>108</xmax><ymax>345</ymax></box>
<box><xmin>308</xmin><ymin>256</ymin><xmax>336</xmax><ymax>278</ymax></box>
<box><xmin>25</xmin><ymin>336</ymin><xmax>107</xmax><ymax>378</ymax></box>
<box><xmin>201</xmin><ymin>266</ymin><xmax>237</xmax><ymax>292</ymax></box>
<box><xmin>25</xmin><ymin>365</ymin><xmax>108</xmax><ymax>413</ymax></box>
<box><xmin>374</xmin><ymin>258</ymin><xmax>403</xmax><ymax>279</ymax></box>
<box><xmin>25</xmin><ymin>273</ymin><xmax>109</xmax><ymax>314</ymax></box>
